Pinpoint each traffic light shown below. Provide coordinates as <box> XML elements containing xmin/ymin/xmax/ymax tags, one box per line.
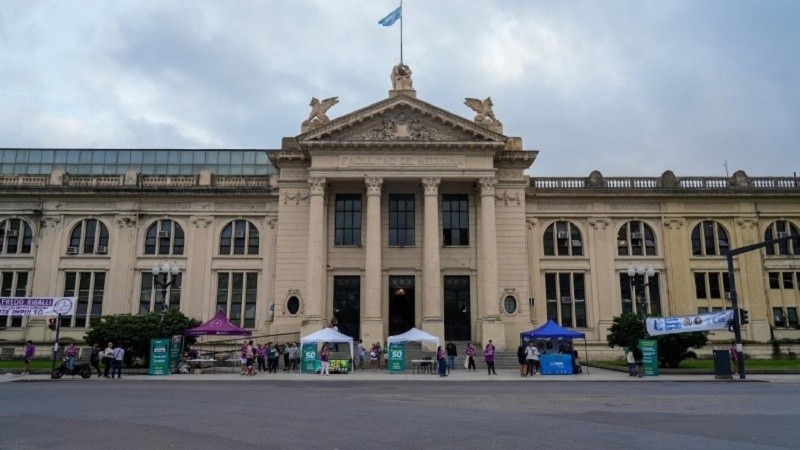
<box><xmin>48</xmin><ymin>318</ymin><xmax>57</xmax><ymax>330</ymax></box>
<box><xmin>727</xmin><ymin>309</ymin><xmax>738</xmax><ymax>332</ymax></box>
<box><xmin>740</xmin><ymin>309</ymin><xmax>750</xmax><ymax>325</ymax></box>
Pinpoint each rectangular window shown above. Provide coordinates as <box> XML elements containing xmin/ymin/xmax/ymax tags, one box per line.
<box><xmin>773</xmin><ymin>307</ymin><xmax>786</xmax><ymax>327</ymax></box>
<box><xmin>619</xmin><ymin>274</ymin><xmax>633</xmax><ymax>314</ymax></box>
<box><xmin>708</xmin><ymin>273</ymin><xmax>721</xmax><ymax>299</ymax></box>
<box><xmin>787</xmin><ymin>307</ymin><xmax>799</xmax><ymax>328</ymax></box>
<box><xmin>546</xmin><ymin>272</ymin><xmax>587</xmax><ymax>327</ymax></box>
<box><xmin>698</xmin><ymin>307</ymin><xmax>709</xmax><ymax>314</ymax></box>
<box><xmin>782</xmin><ymin>272</ymin><xmax>794</xmax><ymax>289</ymax></box>
<box><xmin>138</xmin><ymin>272</ymin><xmax>182</xmax><ymax>315</ymax></box>
<box><xmin>216</xmin><ymin>272</ymin><xmax>258</xmax><ymax>328</ymax></box>
<box><xmin>694</xmin><ymin>273</ymin><xmax>707</xmax><ymax>299</ymax></box>
<box><xmin>1</xmin><ymin>271</ymin><xmax>28</xmax><ymax>327</ymax></box>
<box><xmin>62</xmin><ymin>271</ymin><xmax>105</xmax><ymax>328</ymax></box>
<box><xmin>389</xmin><ymin>194</ymin><xmax>415</xmax><ymax>246</ymax></box>
<box><xmin>334</xmin><ymin>194</ymin><xmax>362</xmax><ymax>246</ymax></box>
<box><xmin>442</xmin><ymin>194</ymin><xmax>469</xmax><ymax>246</ymax></box>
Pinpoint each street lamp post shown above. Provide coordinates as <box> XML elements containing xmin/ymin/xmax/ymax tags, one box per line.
<box><xmin>151</xmin><ymin>261</ymin><xmax>181</xmax><ymax>338</ymax></box>
<box><xmin>627</xmin><ymin>264</ymin><xmax>656</xmax><ymax>319</ymax></box>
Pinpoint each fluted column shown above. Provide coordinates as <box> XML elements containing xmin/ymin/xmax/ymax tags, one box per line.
<box><xmin>421</xmin><ymin>177</ymin><xmax>443</xmax><ymax>346</ymax></box>
<box><xmin>303</xmin><ymin>177</ymin><xmax>327</xmax><ymax>333</ymax></box>
<box><xmin>478</xmin><ymin>177</ymin><xmax>504</xmax><ymax>348</ymax></box>
<box><xmin>362</xmin><ymin>177</ymin><xmax>384</xmax><ymax>345</ymax></box>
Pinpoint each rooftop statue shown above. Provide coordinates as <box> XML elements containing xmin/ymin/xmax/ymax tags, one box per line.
<box><xmin>391</xmin><ymin>63</ymin><xmax>414</xmax><ymax>90</ymax></box>
<box><xmin>304</xmin><ymin>97</ymin><xmax>339</xmax><ymax>125</ymax></box>
<box><xmin>464</xmin><ymin>97</ymin><xmax>501</xmax><ymax>125</ymax></box>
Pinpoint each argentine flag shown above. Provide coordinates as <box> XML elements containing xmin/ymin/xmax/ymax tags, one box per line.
<box><xmin>379</xmin><ymin>6</ymin><xmax>402</xmax><ymax>26</ymax></box>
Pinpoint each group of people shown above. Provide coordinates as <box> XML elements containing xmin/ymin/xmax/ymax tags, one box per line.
<box><xmin>355</xmin><ymin>340</ymin><xmax>384</xmax><ymax>371</ymax></box>
<box><xmin>22</xmin><ymin>341</ymin><xmax>124</xmax><ymax>378</ymax></box>
<box><xmin>237</xmin><ymin>341</ymin><xmax>301</xmax><ymax>376</ymax></box>
<box><xmin>517</xmin><ymin>341</ymin><xmax>541</xmax><ymax>377</ymax></box>
<box><xmin>434</xmin><ymin>341</ymin><xmax>497</xmax><ymax>376</ymax></box>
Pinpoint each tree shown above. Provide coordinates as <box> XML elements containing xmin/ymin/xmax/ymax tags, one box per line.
<box><xmin>84</xmin><ymin>309</ymin><xmax>200</xmax><ymax>365</ymax></box>
<box><xmin>606</xmin><ymin>313</ymin><xmax>709</xmax><ymax>368</ymax></box>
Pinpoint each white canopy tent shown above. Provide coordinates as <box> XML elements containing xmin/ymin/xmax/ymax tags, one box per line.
<box><xmin>387</xmin><ymin>327</ymin><xmax>440</xmax><ymax>348</ymax></box>
<box><xmin>299</xmin><ymin>327</ymin><xmax>354</xmax><ymax>360</ymax></box>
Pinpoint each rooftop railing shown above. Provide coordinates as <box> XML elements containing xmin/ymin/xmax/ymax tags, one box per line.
<box><xmin>531</xmin><ymin>171</ymin><xmax>798</xmax><ymax>191</ymax></box>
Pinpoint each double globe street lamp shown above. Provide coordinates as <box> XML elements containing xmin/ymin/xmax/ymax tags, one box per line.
<box><xmin>151</xmin><ymin>261</ymin><xmax>182</xmax><ymax>337</ymax></box>
<box><xmin>627</xmin><ymin>263</ymin><xmax>656</xmax><ymax>319</ymax></box>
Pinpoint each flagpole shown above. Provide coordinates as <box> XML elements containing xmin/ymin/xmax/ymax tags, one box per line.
<box><xmin>400</xmin><ymin>0</ymin><xmax>404</xmax><ymax>64</ymax></box>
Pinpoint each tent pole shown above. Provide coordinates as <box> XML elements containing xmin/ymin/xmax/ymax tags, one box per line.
<box><xmin>583</xmin><ymin>339</ymin><xmax>589</xmax><ymax>375</ymax></box>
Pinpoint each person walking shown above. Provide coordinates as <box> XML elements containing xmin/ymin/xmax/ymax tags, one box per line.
<box><xmin>465</xmin><ymin>343</ymin><xmax>476</xmax><ymax>371</ymax></box>
<box><xmin>436</xmin><ymin>345</ymin><xmax>448</xmax><ymax>377</ymax></box>
<box><xmin>23</xmin><ymin>340</ymin><xmax>35</xmax><ymax>375</ymax></box>
<box><xmin>484</xmin><ymin>340</ymin><xmax>497</xmax><ymax>375</ymax></box>
<box><xmin>89</xmin><ymin>343</ymin><xmax>102</xmax><ymax>377</ymax></box>
<box><xmin>111</xmin><ymin>344</ymin><xmax>124</xmax><ymax>379</ymax></box>
<box><xmin>320</xmin><ymin>344</ymin><xmax>329</xmax><ymax>376</ymax></box>
<box><xmin>525</xmin><ymin>341</ymin><xmax>540</xmax><ymax>376</ymax></box>
<box><xmin>103</xmin><ymin>342</ymin><xmax>114</xmax><ymax>378</ymax></box>
<box><xmin>446</xmin><ymin>342</ymin><xmax>457</xmax><ymax>371</ymax></box>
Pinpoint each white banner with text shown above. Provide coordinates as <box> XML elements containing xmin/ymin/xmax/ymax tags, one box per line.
<box><xmin>0</xmin><ymin>297</ymin><xmax>77</xmax><ymax>316</ymax></box>
<box><xmin>646</xmin><ymin>309</ymin><xmax>734</xmax><ymax>336</ymax></box>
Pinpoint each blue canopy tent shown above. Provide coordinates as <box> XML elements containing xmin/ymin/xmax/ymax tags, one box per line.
<box><xmin>520</xmin><ymin>320</ymin><xmax>588</xmax><ymax>374</ymax></box>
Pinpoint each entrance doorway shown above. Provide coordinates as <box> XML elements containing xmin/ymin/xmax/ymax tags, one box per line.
<box><xmin>444</xmin><ymin>276</ymin><xmax>471</xmax><ymax>341</ymax></box>
<box><xmin>389</xmin><ymin>276</ymin><xmax>415</xmax><ymax>336</ymax></box>
<box><xmin>333</xmin><ymin>276</ymin><xmax>360</xmax><ymax>339</ymax></box>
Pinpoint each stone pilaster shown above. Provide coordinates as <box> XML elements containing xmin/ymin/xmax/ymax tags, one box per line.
<box><xmin>302</xmin><ymin>177</ymin><xmax>327</xmax><ymax>336</ymax></box>
<box><xmin>421</xmin><ymin>177</ymin><xmax>443</xmax><ymax>346</ymax></box>
<box><xmin>477</xmin><ymin>177</ymin><xmax>504</xmax><ymax>348</ymax></box>
<box><xmin>362</xmin><ymin>177</ymin><xmax>384</xmax><ymax>346</ymax></box>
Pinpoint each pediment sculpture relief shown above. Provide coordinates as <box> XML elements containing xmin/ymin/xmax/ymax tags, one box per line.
<box><xmin>301</xmin><ymin>96</ymin><xmax>339</xmax><ymax>132</ymax></box>
<box><xmin>464</xmin><ymin>97</ymin><xmax>502</xmax><ymax>126</ymax></box>
<box><xmin>330</xmin><ymin>108</ymin><xmax>476</xmax><ymax>142</ymax></box>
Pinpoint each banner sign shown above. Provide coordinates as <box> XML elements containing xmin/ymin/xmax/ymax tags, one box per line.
<box><xmin>539</xmin><ymin>353</ymin><xmax>572</xmax><ymax>375</ymax></box>
<box><xmin>640</xmin><ymin>339</ymin><xmax>659</xmax><ymax>376</ymax></box>
<box><xmin>387</xmin><ymin>343</ymin><xmax>405</xmax><ymax>373</ymax></box>
<box><xmin>149</xmin><ymin>338</ymin><xmax>170</xmax><ymax>376</ymax></box>
<box><xmin>301</xmin><ymin>343</ymin><xmax>317</xmax><ymax>373</ymax></box>
<box><xmin>0</xmin><ymin>297</ymin><xmax>76</xmax><ymax>316</ymax></box>
<box><xmin>646</xmin><ymin>309</ymin><xmax>733</xmax><ymax>336</ymax></box>
<box><xmin>168</xmin><ymin>335</ymin><xmax>183</xmax><ymax>374</ymax></box>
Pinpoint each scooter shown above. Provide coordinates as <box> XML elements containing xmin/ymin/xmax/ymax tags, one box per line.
<box><xmin>51</xmin><ymin>361</ymin><xmax>93</xmax><ymax>379</ymax></box>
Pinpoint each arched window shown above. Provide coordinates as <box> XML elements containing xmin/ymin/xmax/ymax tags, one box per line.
<box><xmin>690</xmin><ymin>220</ymin><xmax>730</xmax><ymax>256</ymax></box>
<box><xmin>764</xmin><ymin>220</ymin><xmax>800</xmax><ymax>256</ymax></box>
<box><xmin>617</xmin><ymin>221</ymin><xmax>657</xmax><ymax>256</ymax></box>
<box><xmin>144</xmin><ymin>219</ymin><xmax>185</xmax><ymax>255</ymax></box>
<box><xmin>67</xmin><ymin>219</ymin><xmax>109</xmax><ymax>255</ymax></box>
<box><xmin>219</xmin><ymin>220</ymin><xmax>259</xmax><ymax>255</ymax></box>
<box><xmin>543</xmin><ymin>221</ymin><xmax>583</xmax><ymax>256</ymax></box>
<box><xmin>0</xmin><ymin>218</ymin><xmax>33</xmax><ymax>254</ymax></box>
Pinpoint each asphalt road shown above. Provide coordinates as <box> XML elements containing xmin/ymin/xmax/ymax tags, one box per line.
<box><xmin>2</xmin><ymin>380</ymin><xmax>798</xmax><ymax>449</ymax></box>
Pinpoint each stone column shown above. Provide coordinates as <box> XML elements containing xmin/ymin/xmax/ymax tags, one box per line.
<box><xmin>302</xmin><ymin>177</ymin><xmax>327</xmax><ymax>335</ymax></box>
<box><xmin>478</xmin><ymin>177</ymin><xmax>505</xmax><ymax>348</ymax></box>
<box><xmin>421</xmin><ymin>177</ymin><xmax>443</xmax><ymax>346</ymax></box>
<box><xmin>362</xmin><ymin>177</ymin><xmax>384</xmax><ymax>346</ymax></box>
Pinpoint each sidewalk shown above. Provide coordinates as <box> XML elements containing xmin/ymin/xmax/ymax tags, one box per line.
<box><xmin>4</xmin><ymin>366</ymin><xmax>800</xmax><ymax>383</ymax></box>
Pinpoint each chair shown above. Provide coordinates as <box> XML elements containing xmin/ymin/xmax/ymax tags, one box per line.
<box><xmin>418</xmin><ymin>356</ymin><xmax>433</xmax><ymax>374</ymax></box>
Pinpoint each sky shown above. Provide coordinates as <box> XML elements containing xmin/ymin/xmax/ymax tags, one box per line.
<box><xmin>1</xmin><ymin>0</ymin><xmax>798</xmax><ymax>177</ymax></box>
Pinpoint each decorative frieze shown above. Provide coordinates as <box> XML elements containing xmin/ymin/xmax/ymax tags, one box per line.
<box><xmin>283</xmin><ymin>190</ymin><xmax>310</xmax><ymax>205</ymax></box>
<box><xmin>536</xmin><ymin>203</ymin><xmax>589</xmax><ymax>211</ymax></box>
<box><xmin>494</xmin><ymin>190</ymin><xmax>520</xmax><ymax>205</ymax></box>
<box><xmin>338</xmin><ymin>154</ymin><xmax>466</xmax><ymax>169</ymax></box>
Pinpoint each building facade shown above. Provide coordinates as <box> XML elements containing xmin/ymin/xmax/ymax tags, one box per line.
<box><xmin>1</xmin><ymin>70</ymin><xmax>799</xmax><ymax>355</ymax></box>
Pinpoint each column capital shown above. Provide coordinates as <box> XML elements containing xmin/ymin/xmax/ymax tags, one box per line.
<box><xmin>308</xmin><ymin>177</ymin><xmax>328</xmax><ymax>196</ymax></box>
<box><xmin>365</xmin><ymin>177</ymin><xmax>384</xmax><ymax>196</ymax></box>
<box><xmin>421</xmin><ymin>177</ymin><xmax>441</xmax><ymax>196</ymax></box>
<box><xmin>477</xmin><ymin>177</ymin><xmax>497</xmax><ymax>196</ymax></box>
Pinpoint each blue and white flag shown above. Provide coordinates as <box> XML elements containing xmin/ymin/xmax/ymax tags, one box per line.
<box><xmin>646</xmin><ymin>309</ymin><xmax>734</xmax><ymax>336</ymax></box>
<box><xmin>379</xmin><ymin>6</ymin><xmax>402</xmax><ymax>26</ymax></box>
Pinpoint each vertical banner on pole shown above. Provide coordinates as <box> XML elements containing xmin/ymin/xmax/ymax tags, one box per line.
<box><xmin>387</xmin><ymin>343</ymin><xmax>405</xmax><ymax>373</ymax></box>
<box><xmin>640</xmin><ymin>339</ymin><xmax>659</xmax><ymax>376</ymax></box>
<box><xmin>169</xmin><ymin>335</ymin><xmax>183</xmax><ymax>374</ymax></box>
<box><xmin>301</xmin><ymin>343</ymin><xmax>317</xmax><ymax>373</ymax></box>
<box><xmin>149</xmin><ymin>338</ymin><xmax>170</xmax><ymax>375</ymax></box>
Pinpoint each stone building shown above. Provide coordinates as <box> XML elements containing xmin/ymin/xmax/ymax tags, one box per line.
<box><xmin>1</xmin><ymin>67</ymin><xmax>799</xmax><ymax>357</ymax></box>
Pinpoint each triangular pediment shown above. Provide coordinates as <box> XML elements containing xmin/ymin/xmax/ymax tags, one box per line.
<box><xmin>297</xmin><ymin>95</ymin><xmax>507</xmax><ymax>145</ymax></box>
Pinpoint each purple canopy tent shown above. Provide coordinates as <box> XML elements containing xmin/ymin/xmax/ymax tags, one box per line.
<box><xmin>184</xmin><ymin>310</ymin><xmax>252</xmax><ymax>336</ymax></box>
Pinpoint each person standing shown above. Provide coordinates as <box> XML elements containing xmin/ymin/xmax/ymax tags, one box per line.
<box><xmin>289</xmin><ymin>343</ymin><xmax>300</xmax><ymax>372</ymax></box>
<box><xmin>525</xmin><ymin>341</ymin><xmax>540</xmax><ymax>376</ymax></box>
<box><xmin>631</xmin><ymin>343</ymin><xmax>644</xmax><ymax>378</ymax></box>
<box><xmin>436</xmin><ymin>345</ymin><xmax>448</xmax><ymax>377</ymax></box>
<box><xmin>357</xmin><ymin>340</ymin><xmax>366</xmax><ymax>371</ymax></box>
<box><xmin>256</xmin><ymin>343</ymin><xmax>267</xmax><ymax>374</ymax></box>
<box><xmin>89</xmin><ymin>343</ymin><xmax>102</xmax><ymax>377</ymax></box>
<box><xmin>320</xmin><ymin>344</ymin><xmax>329</xmax><ymax>376</ymax></box>
<box><xmin>517</xmin><ymin>345</ymin><xmax>527</xmax><ymax>377</ymax></box>
<box><xmin>484</xmin><ymin>340</ymin><xmax>497</xmax><ymax>375</ymax></box>
<box><xmin>283</xmin><ymin>342</ymin><xmax>291</xmax><ymax>372</ymax></box>
<box><xmin>103</xmin><ymin>342</ymin><xmax>114</xmax><ymax>378</ymax></box>
<box><xmin>446</xmin><ymin>342</ymin><xmax>457</xmax><ymax>370</ymax></box>
<box><xmin>245</xmin><ymin>340</ymin><xmax>255</xmax><ymax>376</ymax></box>
<box><xmin>239</xmin><ymin>340</ymin><xmax>248</xmax><ymax>375</ymax></box>
<box><xmin>112</xmin><ymin>344</ymin><xmax>124</xmax><ymax>379</ymax></box>
<box><xmin>730</xmin><ymin>341</ymin><xmax>739</xmax><ymax>374</ymax></box>
<box><xmin>465</xmin><ymin>343</ymin><xmax>476</xmax><ymax>371</ymax></box>
<box><xmin>23</xmin><ymin>340</ymin><xmax>35</xmax><ymax>375</ymax></box>
<box><xmin>625</xmin><ymin>346</ymin><xmax>636</xmax><ymax>376</ymax></box>
<box><xmin>65</xmin><ymin>343</ymin><xmax>78</xmax><ymax>371</ymax></box>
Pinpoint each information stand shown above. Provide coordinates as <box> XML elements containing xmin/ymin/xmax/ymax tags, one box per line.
<box><xmin>387</xmin><ymin>343</ymin><xmax>405</xmax><ymax>373</ymax></box>
<box><xmin>301</xmin><ymin>343</ymin><xmax>317</xmax><ymax>373</ymax></box>
<box><xmin>640</xmin><ymin>339</ymin><xmax>659</xmax><ymax>376</ymax></box>
<box><xmin>149</xmin><ymin>338</ymin><xmax>170</xmax><ymax>375</ymax></box>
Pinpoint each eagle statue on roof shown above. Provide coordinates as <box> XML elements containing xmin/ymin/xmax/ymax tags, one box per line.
<box><xmin>464</xmin><ymin>97</ymin><xmax>501</xmax><ymax>125</ymax></box>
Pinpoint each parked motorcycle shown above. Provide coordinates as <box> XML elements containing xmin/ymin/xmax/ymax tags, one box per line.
<box><xmin>51</xmin><ymin>361</ymin><xmax>92</xmax><ymax>379</ymax></box>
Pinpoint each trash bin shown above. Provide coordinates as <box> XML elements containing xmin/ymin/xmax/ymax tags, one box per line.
<box><xmin>713</xmin><ymin>349</ymin><xmax>732</xmax><ymax>379</ymax></box>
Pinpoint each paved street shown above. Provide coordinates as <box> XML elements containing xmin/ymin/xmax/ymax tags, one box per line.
<box><xmin>2</xmin><ymin>368</ymin><xmax>799</xmax><ymax>449</ymax></box>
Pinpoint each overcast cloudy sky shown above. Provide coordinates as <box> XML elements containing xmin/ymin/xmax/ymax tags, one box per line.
<box><xmin>1</xmin><ymin>1</ymin><xmax>798</xmax><ymax>177</ymax></box>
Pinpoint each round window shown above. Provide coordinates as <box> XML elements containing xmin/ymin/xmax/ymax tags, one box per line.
<box><xmin>503</xmin><ymin>295</ymin><xmax>517</xmax><ymax>315</ymax></box>
<box><xmin>286</xmin><ymin>296</ymin><xmax>300</xmax><ymax>315</ymax></box>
